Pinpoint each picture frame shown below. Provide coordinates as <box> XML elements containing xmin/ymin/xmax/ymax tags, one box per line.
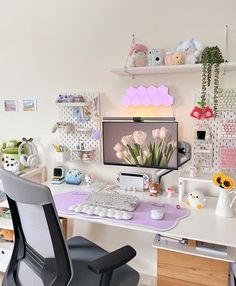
<box><xmin>22</xmin><ymin>99</ymin><xmax>37</xmax><ymax>112</ymax></box>
<box><xmin>4</xmin><ymin>100</ymin><xmax>18</xmax><ymax>112</ymax></box>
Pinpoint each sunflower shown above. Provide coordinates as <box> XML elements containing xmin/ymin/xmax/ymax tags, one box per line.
<box><xmin>221</xmin><ymin>175</ymin><xmax>235</xmax><ymax>191</ymax></box>
<box><xmin>212</xmin><ymin>173</ymin><xmax>225</xmax><ymax>187</ymax></box>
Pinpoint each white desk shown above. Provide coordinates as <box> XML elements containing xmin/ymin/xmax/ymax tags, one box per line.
<box><xmin>48</xmin><ymin>182</ymin><xmax>236</xmax><ymax>285</ymax></box>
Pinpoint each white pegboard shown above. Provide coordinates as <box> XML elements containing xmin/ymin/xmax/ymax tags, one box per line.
<box><xmin>193</xmin><ymin>89</ymin><xmax>236</xmax><ymax>173</ymax></box>
<box><xmin>57</xmin><ymin>92</ymin><xmax>101</xmax><ymax>162</ymax></box>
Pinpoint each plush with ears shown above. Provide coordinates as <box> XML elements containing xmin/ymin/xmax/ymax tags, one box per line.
<box><xmin>165</xmin><ymin>52</ymin><xmax>185</xmax><ymax>65</ymax></box>
<box><xmin>175</xmin><ymin>38</ymin><xmax>204</xmax><ymax>64</ymax></box>
<box><xmin>128</xmin><ymin>43</ymin><xmax>148</xmax><ymax>67</ymax></box>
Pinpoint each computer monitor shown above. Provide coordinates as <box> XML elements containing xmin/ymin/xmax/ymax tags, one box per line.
<box><xmin>103</xmin><ymin>121</ymin><xmax>178</xmax><ymax>170</ymax></box>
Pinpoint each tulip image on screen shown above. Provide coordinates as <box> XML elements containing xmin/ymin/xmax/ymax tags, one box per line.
<box><xmin>103</xmin><ymin>121</ymin><xmax>178</xmax><ymax>170</ymax></box>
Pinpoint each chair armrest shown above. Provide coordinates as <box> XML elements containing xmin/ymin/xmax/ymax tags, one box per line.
<box><xmin>88</xmin><ymin>245</ymin><xmax>136</xmax><ymax>274</ymax></box>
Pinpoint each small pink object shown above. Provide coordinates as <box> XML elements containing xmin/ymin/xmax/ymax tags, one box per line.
<box><xmin>190</xmin><ymin>106</ymin><xmax>202</xmax><ymax>119</ymax></box>
<box><xmin>203</xmin><ymin>106</ymin><xmax>214</xmax><ymax>119</ymax></box>
<box><xmin>85</xmin><ymin>174</ymin><xmax>94</xmax><ymax>186</ymax></box>
<box><xmin>129</xmin><ymin>43</ymin><xmax>148</xmax><ymax>56</ymax></box>
<box><xmin>166</xmin><ymin>187</ymin><xmax>175</xmax><ymax>198</ymax></box>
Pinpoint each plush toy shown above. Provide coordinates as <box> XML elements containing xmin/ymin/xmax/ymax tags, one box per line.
<box><xmin>0</xmin><ymin>229</ymin><xmax>14</xmax><ymax>242</ymax></box>
<box><xmin>56</xmin><ymin>94</ymin><xmax>75</xmax><ymax>103</ymax></box>
<box><xmin>3</xmin><ymin>158</ymin><xmax>21</xmax><ymax>173</ymax></box>
<box><xmin>165</xmin><ymin>52</ymin><xmax>185</xmax><ymax>65</ymax></box>
<box><xmin>65</xmin><ymin>169</ymin><xmax>83</xmax><ymax>185</ymax></box>
<box><xmin>149</xmin><ymin>183</ymin><xmax>162</xmax><ymax>197</ymax></box>
<box><xmin>128</xmin><ymin>43</ymin><xmax>148</xmax><ymax>67</ymax></box>
<box><xmin>1</xmin><ymin>140</ymin><xmax>25</xmax><ymax>171</ymax></box>
<box><xmin>186</xmin><ymin>191</ymin><xmax>206</xmax><ymax>209</ymax></box>
<box><xmin>175</xmin><ymin>38</ymin><xmax>204</xmax><ymax>64</ymax></box>
<box><xmin>51</xmin><ymin>122</ymin><xmax>74</xmax><ymax>134</ymax></box>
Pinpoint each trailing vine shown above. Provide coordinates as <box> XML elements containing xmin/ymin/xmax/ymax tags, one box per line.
<box><xmin>199</xmin><ymin>46</ymin><xmax>224</xmax><ymax>117</ymax></box>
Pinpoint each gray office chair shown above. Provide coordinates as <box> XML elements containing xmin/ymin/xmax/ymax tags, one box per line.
<box><xmin>0</xmin><ymin>168</ymin><xmax>139</xmax><ymax>286</ymax></box>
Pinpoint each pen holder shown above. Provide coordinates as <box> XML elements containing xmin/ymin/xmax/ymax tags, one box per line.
<box><xmin>55</xmin><ymin>151</ymin><xmax>70</xmax><ymax>163</ymax></box>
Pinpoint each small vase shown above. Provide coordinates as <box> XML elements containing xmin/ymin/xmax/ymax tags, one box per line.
<box><xmin>215</xmin><ymin>188</ymin><xmax>234</xmax><ymax>218</ymax></box>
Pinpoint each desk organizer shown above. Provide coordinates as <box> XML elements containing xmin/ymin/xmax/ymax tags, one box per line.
<box><xmin>56</xmin><ymin>92</ymin><xmax>101</xmax><ymax>162</ymax></box>
<box><xmin>54</xmin><ymin>191</ymin><xmax>189</xmax><ymax>232</ymax></box>
<box><xmin>193</xmin><ymin>89</ymin><xmax>236</xmax><ymax>173</ymax></box>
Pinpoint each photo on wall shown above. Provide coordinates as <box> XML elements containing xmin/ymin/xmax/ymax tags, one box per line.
<box><xmin>22</xmin><ymin>99</ymin><xmax>37</xmax><ymax>112</ymax></box>
<box><xmin>4</xmin><ymin>100</ymin><xmax>18</xmax><ymax>112</ymax></box>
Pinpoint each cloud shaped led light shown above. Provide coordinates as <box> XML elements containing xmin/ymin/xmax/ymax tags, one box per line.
<box><xmin>122</xmin><ymin>85</ymin><xmax>174</xmax><ymax>107</ymax></box>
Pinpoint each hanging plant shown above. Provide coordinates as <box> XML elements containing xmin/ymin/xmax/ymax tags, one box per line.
<box><xmin>199</xmin><ymin>46</ymin><xmax>224</xmax><ymax>117</ymax></box>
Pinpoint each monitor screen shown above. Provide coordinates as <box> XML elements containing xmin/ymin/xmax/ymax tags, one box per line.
<box><xmin>103</xmin><ymin>121</ymin><xmax>178</xmax><ymax>170</ymax></box>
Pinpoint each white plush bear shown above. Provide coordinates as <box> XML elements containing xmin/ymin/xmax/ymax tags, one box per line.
<box><xmin>175</xmin><ymin>38</ymin><xmax>204</xmax><ymax>64</ymax></box>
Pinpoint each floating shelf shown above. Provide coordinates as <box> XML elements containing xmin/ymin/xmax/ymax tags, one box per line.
<box><xmin>110</xmin><ymin>62</ymin><xmax>236</xmax><ymax>76</ymax></box>
<box><xmin>56</xmin><ymin>102</ymin><xmax>90</xmax><ymax>107</ymax></box>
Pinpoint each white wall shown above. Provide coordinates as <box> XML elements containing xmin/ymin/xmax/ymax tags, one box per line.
<box><xmin>1</xmin><ymin>0</ymin><xmax>236</xmax><ymax>277</ymax></box>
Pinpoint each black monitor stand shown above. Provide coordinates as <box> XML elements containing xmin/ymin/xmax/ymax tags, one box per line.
<box><xmin>154</xmin><ymin>141</ymin><xmax>191</xmax><ymax>184</ymax></box>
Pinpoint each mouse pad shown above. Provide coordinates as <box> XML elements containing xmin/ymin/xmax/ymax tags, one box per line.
<box><xmin>54</xmin><ymin>191</ymin><xmax>189</xmax><ymax>231</ymax></box>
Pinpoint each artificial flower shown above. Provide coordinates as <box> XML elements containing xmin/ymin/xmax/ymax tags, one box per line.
<box><xmin>212</xmin><ymin>173</ymin><xmax>225</xmax><ymax>187</ymax></box>
<box><xmin>212</xmin><ymin>173</ymin><xmax>235</xmax><ymax>191</ymax></box>
<box><xmin>221</xmin><ymin>175</ymin><xmax>235</xmax><ymax>191</ymax></box>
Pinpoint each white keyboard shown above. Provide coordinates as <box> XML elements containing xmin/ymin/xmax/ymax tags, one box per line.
<box><xmin>69</xmin><ymin>204</ymin><xmax>133</xmax><ymax>220</ymax></box>
<box><xmin>84</xmin><ymin>191</ymin><xmax>139</xmax><ymax>211</ymax></box>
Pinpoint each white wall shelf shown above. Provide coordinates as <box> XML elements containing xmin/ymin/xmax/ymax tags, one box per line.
<box><xmin>56</xmin><ymin>102</ymin><xmax>90</xmax><ymax>107</ymax></box>
<box><xmin>110</xmin><ymin>62</ymin><xmax>236</xmax><ymax>76</ymax></box>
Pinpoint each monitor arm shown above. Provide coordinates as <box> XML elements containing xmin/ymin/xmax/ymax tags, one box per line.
<box><xmin>154</xmin><ymin>141</ymin><xmax>191</xmax><ymax>184</ymax></box>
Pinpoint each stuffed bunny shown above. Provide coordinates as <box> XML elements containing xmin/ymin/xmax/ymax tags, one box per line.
<box><xmin>175</xmin><ymin>38</ymin><xmax>204</xmax><ymax>64</ymax></box>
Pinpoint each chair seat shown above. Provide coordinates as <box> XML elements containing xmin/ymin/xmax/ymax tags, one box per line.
<box><xmin>67</xmin><ymin>236</ymin><xmax>140</xmax><ymax>286</ymax></box>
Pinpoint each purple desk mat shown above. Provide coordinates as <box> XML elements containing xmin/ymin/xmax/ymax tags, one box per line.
<box><xmin>54</xmin><ymin>191</ymin><xmax>189</xmax><ymax>232</ymax></box>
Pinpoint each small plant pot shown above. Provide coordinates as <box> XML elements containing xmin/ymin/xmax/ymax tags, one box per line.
<box><xmin>197</xmin><ymin>131</ymin><xmax>206</xmax><ymax>140</ymax></box>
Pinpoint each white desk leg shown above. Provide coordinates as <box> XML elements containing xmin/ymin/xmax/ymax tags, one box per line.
<box><xmin>178</xmin><ymin>178</ymin><xmax>184</xmax><ymax>202</ymax></box>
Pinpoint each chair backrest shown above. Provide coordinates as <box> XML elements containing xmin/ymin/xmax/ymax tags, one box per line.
<box><xmin>0</xmin><ymin>168</ymin><xmax>73</xmax><ymax>286</ymax></box>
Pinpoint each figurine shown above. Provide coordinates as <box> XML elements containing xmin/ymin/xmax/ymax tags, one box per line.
<box><xmin>188</xmin><ymin>166</ymin><xmax>198</xmax><ymax>177</ymax></box>
<box><xmin>85</xmin><ymin>174</ymin><xmax>94</xmax><ymax>186</ymax></box>
<box><xmin>165</xmin><ymin>187</ymin><xmax>175</xmax><ymax>198</ymax></box>
<box><xmin>149</xmin><ymin>183</ymin><xmax>162</xmax><ymax>197</ymax></box>
<box><xmin>186</xmin><ymin>191</ymin><xmax>206</xmax><ymax>209</ymax></box>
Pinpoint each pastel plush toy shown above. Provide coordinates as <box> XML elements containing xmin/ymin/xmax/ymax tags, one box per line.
<box><xmin>149</xmin><ymin>183</ymin><xmax>162</xmax><ymax>197</ymax></box>
<box><xmin>186</xmin><ymin>191</ymin><xmax>206</xmax><ymax>209</ymax></box>
<box><xmin>3</xmin><ymin>158</ymin><xmax>21</xmax><ymax>173</ymax></box>
<box><xmin>56</xmin><ymin>94</ymin><xmax>75</xmax><ymax>103</ymax></box>
<box><xmin>1</xmin><ymin>140</ymin><xmax>25</xmax><ymax>170</ymax></box>
<box><xmin>128</xmin><ymin>43</ymin><xmax>148</xmax><ymax>67</ymax></box>
<box><xmin>165</xmin><ymin>52</ymin><xmax>185</xmax><ymax>65</ymax></box>
<box><xmin>175</xmin><ymin>38</ymin><xmax>204</xmax><ymax>64</ymax></box>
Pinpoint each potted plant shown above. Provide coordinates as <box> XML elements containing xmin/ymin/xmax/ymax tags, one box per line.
<box><xmin>190</xmin><ymin>46</ymin><xmax>224</xmax><ymax>119</ymax></box>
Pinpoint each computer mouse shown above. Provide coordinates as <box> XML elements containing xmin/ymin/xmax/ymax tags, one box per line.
<box><xmin>151</xmin><ymin>209</ymin><xmax>164</xmax><ymax>220</ymax></box>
